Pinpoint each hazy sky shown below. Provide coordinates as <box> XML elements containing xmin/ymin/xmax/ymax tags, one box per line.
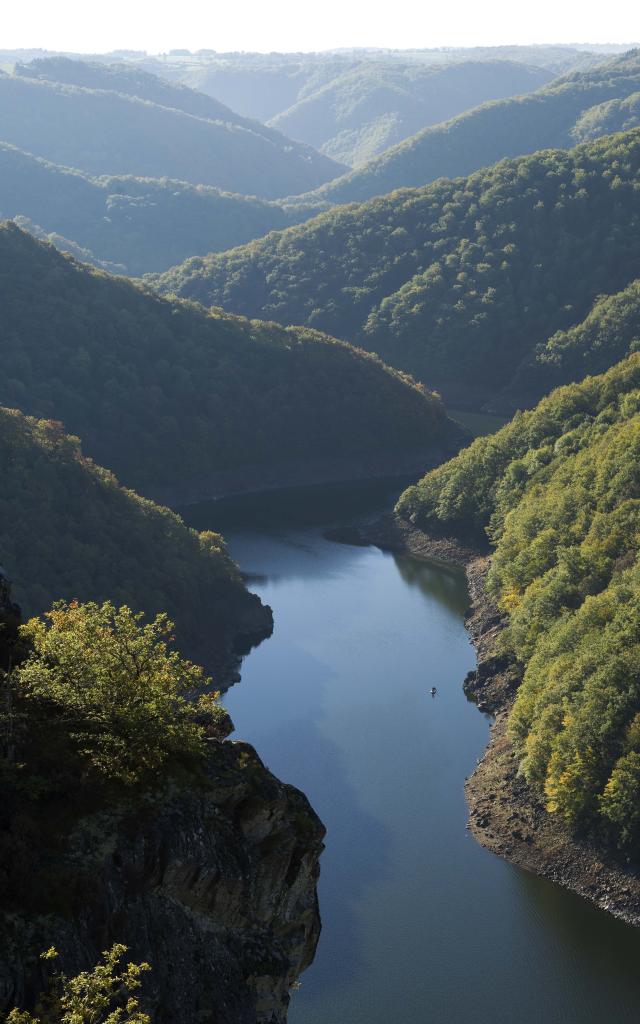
<box><xmin>4</xmin><ymin>0</ymin><xmax>639</xmax><ymax>53</ymax></box>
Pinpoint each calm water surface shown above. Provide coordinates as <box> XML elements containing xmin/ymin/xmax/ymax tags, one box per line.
<box><xmin>182</xmin><ymin>489</ymin><xmax>640</xmax><ymax>1024</ymax></box>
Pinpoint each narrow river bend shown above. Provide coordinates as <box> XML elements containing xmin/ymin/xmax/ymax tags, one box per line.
<box><xmin>182</xmin><ymin>491</ymin><xmax>640</xmax><ymax>1024</ymax></box>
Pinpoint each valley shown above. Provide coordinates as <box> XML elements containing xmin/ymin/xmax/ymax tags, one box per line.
<box><xmin>1</xmin><ymin>27</ymin><xmax>640</xmax><ymax>1024</ymax></box>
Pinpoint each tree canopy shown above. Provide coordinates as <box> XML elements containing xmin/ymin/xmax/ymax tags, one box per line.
<box><xmin>0</xmin><ymin>224</ymin><xmax>453</xmax><ymax>500</ymax></box>
<box><xmin>300</xmin><ymin>49</ymin><xmax>640</xmax><ymax>206</ymax></box>
<box><xmin>397</xmin><ymin>353</ymin><xmax>640</xmax><ymax>852</ymax></box>
<box><xmin>152</xmin><ymin>129</ymin><xmax>640</xmax><ymax>407</ymax></box>
<box><xmin>5</xmin><ymin>945</ymin><xmax>150</xmax><ymax>1024</ymax></box>
<box><xmin>0</xmin><ymin>59</ymin><xmax>343</xmax><ymax>200</ymax></box>
<box><xmin>0</xmin><ymin>404</ymin><xmax>266</xmax><ymax>672</ymax></box>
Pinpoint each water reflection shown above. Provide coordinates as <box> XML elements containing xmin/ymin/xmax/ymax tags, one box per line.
<box><xmin>179</xmin><ymin>493</ymin><xmax>640</xmax><ymax>1024</ymax></box>
<box><xmin>178</xmin><ymin>476</ymin><xmax>409</xmax><ymax>534</ymax></box>
<box><xmin>393</xmin><ymin>553</ymin><xmax>470</xmax><ymax>616</ymax></box>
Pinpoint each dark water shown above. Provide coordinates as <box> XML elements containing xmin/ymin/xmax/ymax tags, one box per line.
<box><xmin>181</xmin><ymin>489</ymin><xmax>640</xmax><ymax>1024</ymax></box>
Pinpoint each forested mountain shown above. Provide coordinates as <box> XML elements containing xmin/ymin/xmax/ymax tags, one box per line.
<box><xmin>0</xmin><ymin>61</ymin><xmax>344</xmax><ymax>199</ymax></box>
<box><xmin>505</xmin><ymin>279</ymin><xmax>640</xmax><ymax>407</ymax></box>
<box><xmin>152</xmin><ymin>130</ymin><xmax>640</xmax><ymax>408</ymax></box>
<box><xmin>0</xmin><ymin>143</ymin><xmax>302</xmax><ymax>275</ymax></box>
<box><xmin>0</xmin><ymin>405</ymin><xmax>269</xmax><ymax>673</ymax></box>
<box><xmin>0</xmin><ymin>224</ymin><xmax>457</xmax><ymax>502</ymax></box>
<box><xmin>266</xmin><ymin>60</ymin><xmax>552</xmax><ymax>168</ymax></box>
<box><xmin>16</xmin><ymin>56</ymin><xmax>251</xmax><ymax>121</ymax></box>
<box><xmin>397</xmin><ymin>354</ymin><xmax>640</xmax><ymax>854</ymax></box>
<box><xmin>570</xmin><ymin>91</ymin><xmax>640</xmax><ymax>142</ymax></box>
<box><xmin>139</xmin><ymin>46</ymin><xmax>607</xmax><ymax>124</ymax></box>
<box><xmin>293</xmin><ymin>50</ymin><xmax>640</xmax><ymax>206</ymax></box>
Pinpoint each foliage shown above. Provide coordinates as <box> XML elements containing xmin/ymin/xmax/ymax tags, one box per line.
<box><xmin>137</xmin><ymin>46</ymin><xmax>608</xmax><ymax>126</ymax></box>
<box><xmin>0</xmin><ymin>403</ymin><xmax>260</xmax><ymax>669</ymax></box>
<box><xmin>2</xmin><ymin>598</ymin><xmax>227</xmax><ymax>793</ymax></box>
<box><xmin>0</xmin><ymin>143</ymin><xmax>301</xmax><ymax>276</ymax></box>
<box><xmin>305</xmin><ymin>49</ymin><xmax>640</xmax><ymax>205</ymax></box>
<box><xmin>571</xmin><ymin>91</ymin><xmax>640</xmax><ymax>143</ymax></box>
<box><xmin>396</xmin><ymin>353</ymin><xmax>640</xmax><ymax>852</ymax></box>
<box><xmin>0</xmin><ymin>224</ymin><xmax>451</xmax><ymax>498</ymax></box>
<box><xmin>14</xmin><ymin>600</ymin><xmax>225</xmax><ymax>785</ymax></box>
<box><xmin>154</xmin><ymin>129</ymin><xmax>640</xmax><ymax>405</ymax></box>
<box><xmin>5</xmin><ymin>945</ymin><xmax>150</xmax><ymax>1024</ymax></box>
<box><xmin>0</xmin><ymin>59</ymin><xmax>342</xmax><ymax>201</ymax></box>
<box><xmin>509</xmin><ymin>278</ymin><xmax>640</xmax><ymax>402</ymax></box>
<box><xmin>396</xmin><ymin>355</ymin><xmax>640</xmax><ymax>534</ymax></box>
<box><xmin>268</xmin><ymin>59</ymin><xmax>551</xmax><ymax>168</ymax></box>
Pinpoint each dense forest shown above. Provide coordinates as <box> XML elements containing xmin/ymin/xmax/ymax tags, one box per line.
<box><xmin>0</xmin><ymin>143</ymin><xmax>302</xmax><ymax>275</ymax></box>
<box><xmin>135</xmin><ymin>45</ymin><xmax>607</xmax><ymax>124</ymax></box>
<box><xmin>570</xmin><ymin>90</ymin><xmax>640</xmax><ymax>142</ymax></box>
<box><xmin>0</xmin><ymin>405</ymin><xmax>269</xmax><ymax>672</ymax></box>
<box><xmin>0</xmin><ymin>60</ymin><xmax>344</xmax><ymax>199</ymax></box>
<box><xmin>0</xmin><ymin>224</ymin><xmax>456</xmax><ymax>499</ymax></box>
<box><xmin>153</xmin><ymin>129</ymin><xmax>640</xmax><ymax>407</ymax></box>
<box><xmin>506</xmin><ymin>278</ymin><xmax>640</xmax><ymax>406</ymax></box>
<box><xmin>9</xmin><ymin>28</ymin><xmax>640</xmax><ymax>1022</ymax></box>
<box><xmin>397</xmin><ymin>354</ymin><xmax>640</xmax><ymax>851</ymax></box>
<box><xmin>293</xmin><ymin>49</ymin><xmax>640</xmax><ymax>206</ymax></box>
<box><xmin>266</xmin><ymin>60</ymin><xmax>552</xmax><ymax>168</ymax></box>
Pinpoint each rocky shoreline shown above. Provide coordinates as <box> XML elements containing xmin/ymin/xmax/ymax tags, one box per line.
<box><xmin>341</xmin><ymin>514</ymin><xmax>640</xmax><ymax>927</ymax></box>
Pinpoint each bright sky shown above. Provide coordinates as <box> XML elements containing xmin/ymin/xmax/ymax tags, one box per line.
<box><xmin>3</xmin><ymin>0</ymin><xmax>639</xmax><ymax>53</ymax></box>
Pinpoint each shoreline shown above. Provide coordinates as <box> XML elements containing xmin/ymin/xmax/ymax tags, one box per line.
<box><xmin>140</xmin><ymin>438</ymin><xmax>469</xmax><ymax>510</ymax></box>
<box><xmin>339</xmin><ymin>513</ymin><xmax>640</xmax><ymax>928</ymax></box>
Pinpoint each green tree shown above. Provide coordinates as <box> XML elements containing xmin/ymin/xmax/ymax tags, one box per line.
<box><xmin>5</xmin><ymin>945</ymin><xmax>150</xmax><ymax>1024</ymax></box>
<box><xmin>15</xmin><ymin>600</ymin><xmax>229</xmax><ymax>785</ymax></box>
<box><xmin>600</xmin><ymin>752</ymin><xmax>640</xmax><ymax>850</ymax></box>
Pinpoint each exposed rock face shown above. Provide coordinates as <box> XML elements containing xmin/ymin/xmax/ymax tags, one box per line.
<box><xmin>216</xmin><ymin>588</ymin><xmax>274</xmax><ymax>690</ymax></box>
<box><xmin>0</xmin><ymin>740</ymin><xmax>325</xmax><ymax>1023</ymax></box>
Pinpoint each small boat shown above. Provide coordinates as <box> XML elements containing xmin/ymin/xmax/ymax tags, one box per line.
<box><xmin>430</xmin><ymin>686</ymin><xmax>437</xmax><ymax>696</ymax></box>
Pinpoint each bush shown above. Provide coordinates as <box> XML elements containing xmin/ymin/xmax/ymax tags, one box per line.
<box><xmin>5</xmin><ymin>944</ymin><xmax>150</xmax><ymax>1024</ymax></box>
<box><xmin>7</xmin><ymin>600</ymin><xmax>229</xmax><ymax>787</ymax></box>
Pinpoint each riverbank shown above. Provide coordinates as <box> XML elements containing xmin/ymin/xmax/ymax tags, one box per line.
<box><xmin>143</xmin><ymin>439</ymin><xmax>469</xmax><ymax>509</ymax></box>
<box><xmin>341</xmin><ymin>514</ymin><xmax>640</xmax><ymax>927</ymax></box>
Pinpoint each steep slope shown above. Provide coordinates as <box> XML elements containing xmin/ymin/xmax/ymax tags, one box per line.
<box><xmin>268</xmin><ymin>60</ymin><xmax>553</xmax><ymax>168</ymax></box>
<box><xmin>0</xmin><ymin>740</ymin><xmax>324</xmax><ymax>1024</ymax></box>
<box><xmin>0</xmin><ymin>406</ymin><xmax>271</xmax><ymax>675</ymax></box>
<box><xmin>0</xmin><ymin>224</ymin><xmax>459</xmax><ymax>502</ymax></box>
<box><xmin>0</xmin><ymin>62</ymin><xmax>344</xmax><ymax>199</ymax></box>
<box><xmin>16</xmin><ymin>55</ymin><xmax>252</xmax><ymax>121</ymax></box>
<box><xmin>505</xmin><ymin>278</ymin><xmax>640</xmax><ymax>406</ymax></box>
<box><xmin>570</xmin><ymin>90</ymin><xmax>640</xmax><ymax>142</ymax></box>
<box><xmin>152</xmin><ymin>130</ymin><xmax>640</xmax><ymax>408</ymax></box>
<box><xmin>293</xmin><ymin>49</ymin><xmax>640</xmax><ymax>206</ymax></box>
<box><xmin>397</xmin><ymin>354</ymin><xmax>640</xmax><ymax>858</ymax></box>
<box><xmin>0</xmin><ymin>143</ymin><xmax>300</xmax><ymax>275</ymax></box>
<box><xmin>0</xmin><ymin>585</ymin><xmax>322</xmax><ymax>1023</ymax></box>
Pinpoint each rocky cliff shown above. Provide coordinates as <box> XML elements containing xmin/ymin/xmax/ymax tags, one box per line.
<box><xmin>0</xmin><ymin>572</ymin><xmax>324</xmax><ymax>1022</ymax></box>
<box><xmin>0</xmin><ymin>739</ymin><xmax>325</xmax><ymax>1023</ymax></box>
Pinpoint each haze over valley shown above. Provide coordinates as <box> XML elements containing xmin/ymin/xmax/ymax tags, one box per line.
<box><xmin>2</xmin><ymin>10</ymin><xmax>640</xmax><ymax>1024</ymax></box>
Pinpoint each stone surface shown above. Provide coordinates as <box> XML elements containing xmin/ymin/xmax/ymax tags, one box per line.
<box><xmin>0</xmin><ymin>739</ymin><xmax>325</xmax><ymax>1023</ymax></box>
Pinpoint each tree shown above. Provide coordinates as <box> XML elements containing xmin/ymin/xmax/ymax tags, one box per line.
<box><xmin>5</xmin><ymin>945</ymin><xmax>150</xmax><ymax>1024</ymax></box>
<box><xmin>600</xmin><ymin>752</ymin><xmax>640</xmax><ymax>851</ymax></box>
<box><xmin>15</xmin><ymin>600</ymin><xmax>229</xmax><ymax>785</ymax></box>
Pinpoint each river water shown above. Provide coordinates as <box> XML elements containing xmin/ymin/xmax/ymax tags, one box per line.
<box><xmin>181</xmin><ymin>486</ymin><xmax>640</xmax><ymax>1024</ymax></box>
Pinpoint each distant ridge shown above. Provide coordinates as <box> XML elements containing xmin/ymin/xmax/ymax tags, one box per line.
<box><xmin>0</xmin><ymin>58</ymin><xmax>345</xmax><ymax>199</ymax></box>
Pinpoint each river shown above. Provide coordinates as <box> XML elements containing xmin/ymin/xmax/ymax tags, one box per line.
<box><xmin>181</xmin><ymin>485</ymin><xmax>640</xmax><ymax>1024</ymax></box>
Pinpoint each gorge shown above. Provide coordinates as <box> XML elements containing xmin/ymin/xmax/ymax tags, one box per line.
<box><xmin>179</xmin><ymin>487</ymin><xmax>640</xmax><ymax>1023</ymax></box>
